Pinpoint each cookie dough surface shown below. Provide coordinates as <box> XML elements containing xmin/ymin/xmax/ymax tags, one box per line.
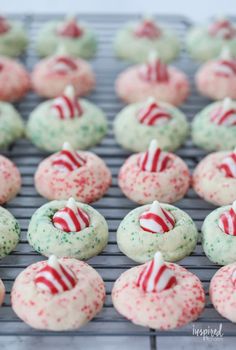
<box><xmin>0</xmin><ymin>206</ymin><xmax>21</xmax><ymax>258</ymax></box>
<box><xmin>192</xmin><ymin>100</ymin><xmax>236</xmax><ymax>151</ymax></box>
<box><xmin>112</xmin><ymin>263</ymin><xmax>205</xmax><ymax>330</ymax></box>
<box><xmin>34</xmin><ymin>151</ymin><xmax>111</xmax><ymax>202</ymax></box>
<box><xmin>117</xmin><ymin>203</ymin><xmax>198</xmax><ymax>263</ymax></box>
<box><xmin>114</xmin><ymin>23</ymin><xmax>180</xmax><ymax>63</ymax></box>
<box><xmin>0</xmin><ymin>155</ymin><xmax>21</xmax><ymax>204</ymax></box>
<box><xmin>36</xmin><ymin>21</ymin><xmax>97</xmax><ymax>58</ymax></box>
<box><xmin>26</xmin><ymin>99</ymin><xmax>107</xmax><ymax>152</ymax></box>
<box><xmin>114</xmin><ymin>102</ymin><xmax>189</xmax><ymax>152</ymax></box>
<box><xmin>0</xmin><ymin>20</ymin><xmax>28</xmax><ymax>57</ymax></box>
<box><xmin>0</xmin><ymin>102</ymin><xmax>24</xmax><ymax>149</ymax></box>
<box><xmin>202</xmin><ymin>205</ymin><xmax>236</xmax><ymax>265</ymax></box>
<box><xmin>210</xmin><ymin>263</ymin><xmax>236</xmax><ymax>322</ymax></box>
<box><xmin>118</xmin><ymin>152</ymin><xmax>190</xmax><ymax>204</ymax></box>
<box><xmin>11</xmin><ymin>258</ymin><xmax>105</xmax><ymax>330</ymax></box>
<box><xmin>186</xmin><ymin>26</ymin><xmax>236</xmax><ymax>61</ymax></box>
<box><xmin>193</xmin><ymin>151</ymin><xmax>236</xmax><ymax>206</ymax></box>
<box><xmin>115</xmin><ymin>66</ymin><xmax>189</xmax><ymax>106</ymax></box>
<box><xmin>27</xmin><ymin>200</ymin><xmax>109</xmax><ymax>259</ymax></box>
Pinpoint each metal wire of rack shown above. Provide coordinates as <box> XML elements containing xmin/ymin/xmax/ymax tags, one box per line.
<box><xmin>0</xmin><ymin>13</ymin><xmax>235</xmax><ymax>349</ymax></box>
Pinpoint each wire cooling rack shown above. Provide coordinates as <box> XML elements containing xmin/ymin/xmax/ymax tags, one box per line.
<box><xmin>0</xmin><ymin>13</ymin><xmax>235</xmax><ymax>349</ymax></box>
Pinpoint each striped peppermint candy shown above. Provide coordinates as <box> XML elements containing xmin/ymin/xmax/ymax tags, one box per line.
<box><xmin>53</xmin><ymin>197</ymin><xmax>90</xmax><ymax>232</ymax></box>
<box><xmin>51</xmin><ymin>85</ymin><xmax>83</xmax><ymax>119</ymax></box>
<box><xmin>52</xmin><ymin>142</ymin><xmax>86</xmax><ymax>172</ymax></box>
<box><xmin>134</xmin><ymin>17</ymin><xmax>161</xmax><ymax>39</ymax></box>
<box><xmin>53</xmin><ymin>57</ymin><xmax>77</xmax><ymax>74</ymax></box>
<box><xmin>218</xmin><ymin>201</ymin><xmax>236</xmax><ymax>236</ymax></box>
<box><xmin>136</xmin><ymin>251</ymin><xmax>177</xmax><ymax>293</ymax></box>
<box><xmin>231</xmin><ymin>269</ymin><xmax>236</xmax><ymax>285</ymax></box>
<box><xmin>137</xmin><ymin>97</ymin><xmax>172</xmax><ymax>126</ymax></box>
<box><xmin>138</xmin><ymin>139</ymin><xmax>171</xmax><ymax>172</ymax></box>
<box><xmin>210</xmin><ymin>98</ymin><xmax>236</xmax><ymax>126</ymax></box>
<box><xmin>35</xmin><ymin>255</ymin><xmax>77</xmax><ymax>295</ymax></box>
<box><xmin>0</xmin><ymin>16</ymin><xmax>10</xmax><ymax>34</ymax></box>
<box><xmin>208</xmin><ymin>18</ymin><xmax>236</xmax><ymax>40</ymax></box>
<box><xmin>139</xmin><ymin>51</ymin><xmax>169</xmax><ymax>83</ymax></box>
<box><xmin>57</xmin><ymin>17</ymin><xmax>83</xmax><ymax>38</ymax></box>
<box><xmin>218</xmin><ymin>148</ymin><xmax>236</xmax><ymax>178</ymax></box>
<box><xmin>139</xmin><ymin>201</ymin><xmax>175</xmax><ymax>234</ymax></box>
<box><xmin>213</xmin><ymin>48</ymin><xmax>236</xmax><ymax>77</ymax></box>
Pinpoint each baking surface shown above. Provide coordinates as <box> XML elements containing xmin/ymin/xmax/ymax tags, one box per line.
<box><xmin>0</xmin><ymin>14</ymin><xmax>235</xmax><ymax>349</ymax></box>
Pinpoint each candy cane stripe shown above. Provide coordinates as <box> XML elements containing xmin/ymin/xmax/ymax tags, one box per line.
<box><xmin>219</xmin><ymin>202</ymin><xmax>236</xmax><ymax>236</ymax></box>
<box><xmin>138</xmin><ymin>101</ymin><xmax>172</xmax><ymax>126</ymax></box>
<box><xmin>138</xmin><ymin>140</ymin><xmax>171</xmax><ymax>173</ymax></box>
<box><xmin>219</xmin><ymin>149</ymin><xmax>236</xmax><ymax>178</ymax></box>
<box><xmin>136</xmin><ymin>252</ymin><xmax>176</xmax><ymax>293</ymax></box>
<box><xmin>35</xmin><ymin>276</ymin><xmax>59</xmax><ymax>294</ymax></box>
<box><xmin>139</xmin><ymin>201</ymin><xmax>175</xmax><ymax>234</ymax></box>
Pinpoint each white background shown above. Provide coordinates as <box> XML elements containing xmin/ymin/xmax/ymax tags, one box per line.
<box><xmin>0</xmin><ymin>0</ymin><xmax>235</xmax><ymax>22</ymax></box>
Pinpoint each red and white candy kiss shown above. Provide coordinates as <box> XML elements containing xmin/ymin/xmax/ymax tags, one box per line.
<box><xmin>51</xmin><ymin>85</ymin><xmax>83</xmax><ymax>119</ymax></box>
<box><xmin>208</xmin><ymin>18</ymin><xmax>236</xmax><ymax>40</ymax></box>
<box><xmin>218</xmin><ymin>148</ymin><xmax>236</xmax><ymax>178</ymax></box>
<box><xmin>138</xmin><ymin>139</ymin><xmax>171</xmax><ymax>172</ymax></box>
<box><xmin>35</xmin><ymin>255</ymin><xmax>77</xmax><ymax>295</ymax></box>
<box><xmin>52</xmin><ymin>142</ymin><xmax>86</xmax><ymax>172</ymax></box>
<box><xmin>231</xmin><ymin>269</ymin><xmax>236</xmax><ymax>286</ymax></box>
<box><xmin>0</xmin><ymin>16</ymin><xmax>10</xmax><ymax>34</ymax></box>
<box><xmin>136</xmin><ymin>251</ymin><xmax>177</xmax><ymax>292</ymax></box>
<box><xmin>214</xmin><ymin>48</ymin><xmax>236</xmax><ymax>78</ymax></box>
<box><xmin>134</xmin><ymin>16</ymin><xmax>161</xmax><ymax>39</ymax></box>
<box><xmin>57</xmin><ymin>16</ymin><xmax>83</xmax><ymax>38</ymax></box>
<box><xmin>139</xmin><ymin>51</ymin><xmax>169</xmax><ymax>83</ymax></box>
<box><xmin>210</xmin><ymin>98</ymin><xmax>236</xmax><ymax>126</ymax></box>
<box><xmin>137</xmin><ymin>97</ymin><xmax>172</xmax><ymax>126</ymax></box>
<box><xmin>53</xmin><ymin>197</ymin><xmax>90</xmax><ymax>232</ymax></box>
<box><xmin>52</xmin><ymin>46</ymin><xmax>78</xmax><ymax>74</ymax></box>
<box><xmin>139</xmin><ymin>200</ymin><xmax>175</xmax><ymax>234</ymax></box>
<box><xmin>218</xmin><ymin>201</ymin><xmax>236</xmax><ymax>236</ymax></box>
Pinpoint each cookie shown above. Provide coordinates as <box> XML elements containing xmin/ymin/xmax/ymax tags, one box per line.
<box><xmin>193</xmin><ymin>149</ymin><xmax>236</xmax><ymax>205</ymax></box>
<box><xmin>0</xmin><ymin>279</ymin><xmax>5</xmax><ymax>306</ymax></box>
<box><xmin>114</xmin><ymin>16</ymin><xmax>180</xmax><ymax>63</ymax></box>
<box><xmin>0</xmin><ymin>16</ymin><xmax>27</xmax><ymax>57</ymax></box>
<box><xmin>195</xmin><ymin>48</ymin><xmax>236</xmax><ymax>100</ymax></box>
<box><xmin>11</xmin><ymin>256</ymin><xmax>105</xmax><ymax>330</ymax></box>
<box><xmin>27</xmin><ymin>198</ymin><xmax>109</xmax><ymax>259</ymax></box>
<box><xmin>192</xmin><ymin>98</ymin><xmax>236</xmax><ymax>151</ymax></box>
<box><xmin>0</xmin><ymin>155</ymin><xmax>21</xmax><ymax>204</ymax></box>
<box><xmin>116</xmin><ymin>51</ymin><xmax>189</xmax><ymax>106</ymax></box>
<box><xmin>117</xmin><ymin>201</ymin><xmax>198</xmax><ymax>263</ymax></box>
<box><xmin>114</xmin><ymin>97</ymin><xmax>189</xmax><ymax>152</ymax></box>
<box><xmin>34</xmin><ymin>142</ymin><xmax>111</xmax><ymax>202</ymax></box>
<box><xmin>31</xmin><ymin>45</ymin><xmax>95</xmax><ymax>98</ymax></box>
<box><xmin>112</xmin><ymin>252</ymin><xmax>205</xmax><ymax>330</ymax></box>
<box><xmin>0</xmin><ymin>101</ymin><xmax>24</xmax><ymax>149</ymax></box>
<box><xmin>202</xmin><ymin>201</ymin><xmax>236</xmax><ymax>265</ymax></box>
<box><xmin>210</xmin><ymin>262</ymin><xmax>236</xmax><ymax>322</ymax></box>
<box><xmin>0</xmin><ymin>56</ymin><xmax>30</xmax><ymax>101</ymax></box>
<box><xmin>186</xmin><ymin>17</ymin><xmax>236</xmax><ymax>61</ymax></box>
<box><xmin>118</xmin><ymin>139</ymin><xmax>190</xmax><ymax>204</ymax></box>
<box><xmin>26</xmin><ymin>85</ymin><xmax>107</xmax><ymax>152</ymax></box>
<box><xmin>0</xmin><ymin>206</ymin><xmax>21</xmax><ymax>258</ymax></box>
<box><xmin>36</xmin><ymin>16</ymin><xmax>97</xmax><ymax>58</ymax></box>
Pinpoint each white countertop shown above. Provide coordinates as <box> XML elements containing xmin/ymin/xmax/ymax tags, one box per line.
<box><xmin>0</xmin><ymin>0</ymin><xmax>235</xmax><ymax>22</ymax></box>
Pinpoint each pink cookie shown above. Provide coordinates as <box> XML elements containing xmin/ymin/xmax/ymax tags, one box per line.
<box><xmin>11</xmin><ymin>256</ymin><xmax>105</xmax><ymax>330</ymax></box>
<box><xmin>192</xmin><ymin>149</ymin><xmax>236</xmax><ymax>206</ymax></box>
<box><xmin>112</xmin><ymin>252</ymin><xmax>205</xmax><ymax>330</ymax></box>
<box><xmin>35</xmin><ymin>142</ymin><xmax>111</xmax><ymax>203</ymax></box>
<box><xmin>118</xmin><ymin>140</ymin><xmax>190</xmax><ymax>204</ymax></box>
<box><xmin>196</xmin><ymin>48</ymin><xmax>236</xmax><ymax>100</ymax></box>
<box><xmin>31</xmin><ymin>50</ymin><xmax>95</xmax><ymax>98</ymax></box>
<box><xmin>0</xmin><ymin>56</ymin><xmax>30</xmax><ymax>101</ymax></box>
<box><xmin>0</xmin><ymin>155</ymin><xmax>21</xmax><ymax>204</ymax></box>
<box><xmin>0</xmin><ymin>279</ymin><xmax>5</xmax><ymax>306</ymax></box>
<box><xmin>210</xmin><ymin>263</ymin><xmax>236</xmax><ymax>323</ymax></box>
<box><xmin>115</xmin><ymin>52</ymin><xmax>189</xmax><ymax>106</ymax></box>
